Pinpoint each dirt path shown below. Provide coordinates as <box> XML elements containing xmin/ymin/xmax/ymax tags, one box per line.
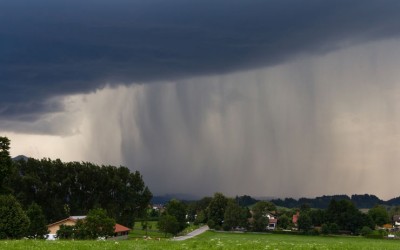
<box><xmin>172</xmin><ymin>225</ymin><xmax>209</xmax><ymax>241</ymax></box>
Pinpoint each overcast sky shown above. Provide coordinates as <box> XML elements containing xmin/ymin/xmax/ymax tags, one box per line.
<box><xmin>2</xmin><ymin>0</ymin><xmax>400</xmax><ymax>199</ymax></box>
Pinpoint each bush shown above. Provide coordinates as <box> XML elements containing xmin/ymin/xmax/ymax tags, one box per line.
<box><xmin>26</xmin><ymin>202</ymin><xmax>49</xmax><ymax>239</ymax></box>
<box><xmin>0</xmin><ymin>195</ymin><xmax>30</xmax><ymax>239</ymax></box>
<box><xmin>321</xmin><ymin>223</ymin><xmax>330</xmax><ymax>235</ymax></box>
<box><xmin>207</xmin><ymin>219</ymin><xmax>216</xmax><ymax>229</ymax></box>
<box><xmin>57</xmin><ymin>225</ymin><xmax>75</xmax><ymax>239</ymax></box>
<box><xmin>158</xmin><ymin>215</ymin><xmax>180</xmax><ymax>236</ymax></box>
<box><xmin>360</xmin><ymin>226</ymin><xmax>373</xmax><ymax>236</ymax></box>
<box><xmin>329</xmin><ymin>223</ymin><xmax>339</xmax><ymax>234</ymax></box>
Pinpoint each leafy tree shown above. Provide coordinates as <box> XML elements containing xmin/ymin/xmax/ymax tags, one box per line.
<box><xmin>251</xmin><ymin>201</ymin><xmax>276</xmax><ymax>232</ymax></box>
<box><xmin>223</xmin><ymin>199</ymin><xmax>248</xmax><ymax>230</ymax></box>
<box><xmin>84</xmin><ymin>208</ymin><xmax>116</xmax><ymax>239</ymax></box>
<box><xmin>194</xmin><ymin>210</ymin><xmax>207</xmax><ymax>225</ymax></box>
<box><xmin>0</xmin><ymin>195</ymin><xmax>30</xmax><ymax>239</ymax></box>
<box><xmin>277</xmin><ymin>214</ymin><xmax>290</xmax><ymax>229</ymax></box>
<box><xmin>235</xmin><ymin>195</ymin><xmax>259</xmax><ymax>207</ymax></box>
<box><xmin>360</xmin><ymin>226</ymin><xmax>373</xmax><ymax>236</ymax></box>
<box><xmin>0</xmin><ymin>137</ymin><xmax>12</xmax><ymax>192</ymax></box>
<box><xmin>56</xmin><ymin>224</ymin><xmax>74</xmax><ymax>239</ymax></box>
<box><xmin>158</xmin><ymin>214</ymin><xmax>180</xmax><ymax>236</ymax></box>
<box><xmin>297</xmin><ymin>212</ymin><xmax>312</xmax><ymax>231</ymax></box>
<box><xmin>321</xmin><ymin>223</ymin><xmax>330</xmax><ymax>234</ymax></box>
<box><xmin>26</xmin><ymin>202</ymin><xmax>49</xmax><ymax>238</ymax></box>
<box><xmin>329</xmin><ymin>223</ymin><xmax>339</xmax><ymax>234</ymax></box>
<box><xmin>368</xmin><ymin>205</ymin><xmax>389</xmax><ymax>226</ymax></box>
<box><xmin>325</xmin><ymin>199</ymin><xmax>373</xmax><ymax>234</ymax></box>
<box><xmin>207</xmin><ymin>193</ymin><xmax>228</xmax><ymax>229</ymax></box>
<box><xmin>309</xmin><ymin>209</ymin><xmax>325</xmax><ymax>227</ymax></box>
<box><xmin>389</xmin><ymin>206</ymin><xmax>400</xmax><ymax>221</ymax></box>
<box><xmin>165</xmin><ymin>199</ymin><xmax>187</xmax><ymax>232</ymax></box>
<box><xmin>8</xmin><ymin>158</ymin><xmax>152</xmax><ymax>225</ymax></box>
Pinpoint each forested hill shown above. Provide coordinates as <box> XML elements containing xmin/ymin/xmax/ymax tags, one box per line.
<box><xmin>5</xmin><ymin>157</ymin><xmax>152</xmax><ymax>227</ymax></box>
<box><xmin>271</xmin><ymin>194</ymin><xmax>400</xmax><ymax>209</ymax></box>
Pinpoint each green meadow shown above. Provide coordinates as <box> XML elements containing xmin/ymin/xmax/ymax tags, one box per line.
<box><xmin>1</xmin><ymin>231</ymin><xmax>399</xmax><ymax>250</ymax></box>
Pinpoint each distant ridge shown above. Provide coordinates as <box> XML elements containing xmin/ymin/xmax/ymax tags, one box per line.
<box><xmin>152</xmin><ymin>193</ymin><xmax>200</xmax><ymax>204</ymax></box>
<box><xmin>12</xmin><ymin>155</ymin><xmax>29</xmax><ymax>162</ymax></box>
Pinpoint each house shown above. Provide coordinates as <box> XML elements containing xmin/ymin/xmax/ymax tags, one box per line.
<box><xmin>393</xmin><ymin>215</ymin><xmax>400</xmax><ymax>227</ymax></box>
<box><xmin>265</xmin><ymin>213</ymin><xmax>277</xmax><ymax>230</ymax></box>
<box><xmin>47</xmin><ymin>215</ymin><xmax>131</xmax><ymax>239</ymax></box>
<box><xmin>47</xmin><ymin>216</ymin><xmax>87</xmax><ymax>234</ymax></box>
<box><xmin>113</xmin><ymin>224</ymin><xmax>131</xmax><ymax>240</ymax></box>
<box><xmin>292</xmin><ymin>211</ymin><xmax>300</xmax><ymax>225</ymax></box>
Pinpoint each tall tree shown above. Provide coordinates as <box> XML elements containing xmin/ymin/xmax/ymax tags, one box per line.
<box><xmin>368</xmin><ymin>205</ymin><xmax>390</xmax><ymax>226</ymax></box>
<box><xmin>158</xmin><ymin>214</ymin><xmax>180</xmax><ymax>236</ymax></box>
<box><xmin>165</xmin><ymin>199</ymin><xmax>187</xmax><ymax>232</ymax></box>
<box><xmin>251</xmin><ymin>201</ymin><xmax>276</xmax><ymax>232</ymax></box>
<box><xmin>0</xmin><ymin>137</ymin><xmax>12</xmax><ymax>192</ymax></box>
<box><xmin>297</xmin><ymin>212</ymin><xmax>312</xmax><ymax>231</ymax></box>
<box><xmin>223</xmin><ymin>199</ymin><xmax>248</xmax><ymax>230</ymax></box>
<box><xmin>84</xmin><ymin>208</ymin><xmax>116</xmax><ymax>239</ymax></box>
<box><xmin>207</xmin><ymin>193</ymin><xmax>228</xmax><ymax>229</ymax></box>
<box><xmin>26</xmin><ymin>202</ymin><xmax>49</xmax><ymax>238</ymax></box>
<box><xmin>326</xmin><ymin>199</ymin><xmax>374</xmax><ymax>233</ymax></box>
<box><xmin>0</xmin><ymin>195</ymin><xmax>30</xmax><ymax>239</ymax></box>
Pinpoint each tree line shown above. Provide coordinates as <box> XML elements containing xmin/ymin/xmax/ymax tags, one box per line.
<box><xmin>271</xmin><ymin>194</ymin><xmax>400</xmax><ymax>209</ymax></box>
<box><xmin>0</xmin><ymin>136</ymin><xmax>152</xmax><ymax>239</ymax></box>
<box><xmin>156</xmin><ymin>193</ymin><xmax>398</xmax><ymax>237</ymax></box>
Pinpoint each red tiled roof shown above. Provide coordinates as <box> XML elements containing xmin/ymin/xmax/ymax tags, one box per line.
<box><xmin>114</xmin><ymin>223</ymin><xmax>131</xmax><ymax>233</ymax></box>
<box><xmin>269</xmin><ymin>218</ymin><xmax>278</xmax><ymax>223</ymax></box>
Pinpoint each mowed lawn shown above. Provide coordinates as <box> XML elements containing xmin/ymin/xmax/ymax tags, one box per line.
<box><xmin>1</xmin><ymin>231</ymin><xmax>400</xmax><ymax>250</ymax></box>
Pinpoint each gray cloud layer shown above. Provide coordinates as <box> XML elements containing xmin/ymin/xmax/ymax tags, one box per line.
<box><xmin>2</xmin><ymin>0</ymin><xmax>400</xmax><ymax>124</ymax></box>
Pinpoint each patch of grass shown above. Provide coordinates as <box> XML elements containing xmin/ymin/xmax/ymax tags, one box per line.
<box><xmin>130</xmin><ymin>221</ymin><xmax>167</xmax><ymax>239</ymax></box>
<box><xmin>2</xmin><ymin>231</ymin><xmax>400</xmax><ymax>249</ymax></box>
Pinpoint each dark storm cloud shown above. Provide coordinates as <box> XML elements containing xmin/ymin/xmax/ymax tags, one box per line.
<box><xmin>1</xmin><ymin>0</ymin><xmax>400</xmax><ymax>122</ymax></box>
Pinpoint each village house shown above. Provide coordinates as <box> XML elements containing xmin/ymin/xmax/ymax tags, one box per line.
<box><xmin>266</xmin><ymin>213</ymin><xmax>278</xmax><ymax>230</ymax></box>
<box><xmin>393</xmin><ymin>215</ymin><xmax>400</xmax><ymax>228</ymax></box>
<box><xmin>47</xmin><ymin>215</ymin><xmax>131</xmax><ymax>239</ymax></box>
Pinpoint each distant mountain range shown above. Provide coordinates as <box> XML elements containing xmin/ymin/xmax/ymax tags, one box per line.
<box><xmin>12</xmin><ymin>155</ymin><xmax>29</xmax><ymax>162</ymax></box>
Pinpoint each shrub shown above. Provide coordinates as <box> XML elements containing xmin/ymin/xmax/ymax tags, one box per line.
<box><xmin>0</xmin><ymin>195</ymin><xmax>30</xmax><ymax>239</ymax></box>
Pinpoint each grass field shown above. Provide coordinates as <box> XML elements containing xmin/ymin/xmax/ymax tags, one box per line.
<box><xmin>1</xmin><ymin>231</ymin><xmax>399</xmax><ymax>249</ymax></box>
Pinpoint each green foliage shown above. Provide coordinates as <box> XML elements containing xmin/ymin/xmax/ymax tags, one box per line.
<box><xmin>207</xmin><ymin>193</ymin><xmax>228</xmax><ymax>228</ymax></box>
<box><xmin>320</xmin><ymin>222</ymin><xmax>339</xmax><ymax>234</ymax></box>
<box><xmin>308</xmin><ymin>209</ymin><xmax>325</xmax><ymax>226</ymax></box>
<box><xmin>194</xmin><ymin>210</ymin><xmax>207</xmax><ymax>225</ymax></box>
<box><xmin>207</xmin><ymin>219</ymin><xmax>216</xmax><ymax>229</ymax></box>
<box><xmin>368</xmin><ymin>205</ymin><xmax>390</xmax><ymax>226</ymax></box>
<box><xmin>251</xmin><ymin>201</ymin><xmax>276</xmax><ymax>232</ymax></box>
<box><xmin>0</xmin><ymin>137</ymin><xmax>12</xmax><ymax>192</ymax></box>
<box><xmin>329</xmin><ymin>223</ymin><xmax>339</xmax><ymax>234</ymax></box>
<box><xmin>0</xmin><ymin>195</ymin><xmax>30</xmax><ymax>239</ymax></box>
<box><xmin>277</xmin><ymin>214</ymin><xmax>290</xmax><ymax>229</ymax></box>
<box><xmin>235</xmin><ymin>195</ymin><xmax>259</xmax><ymax>207</ymax></box>
<box><xmin>165</xmin><ymin>199</ymin><xmax>187</xmax><ymax>232</ymax></box>
<box><xmin>222</xmin><ymin>200</ymin><xmax>248</xmax><ymax>230</ymax></box>
<box><xmin>84</xmin><ymin>208</ymin><xmax>116</xmax><ymax>239</ymax></box>
<box><xmin>325</xmin><ymin>199</ymin><xmax>374</xmax><ymax>234</ymax></box>
<box><xmin>7</xmin><ymin>157</ymin><xmax>152</xmax><ymax>226</ymax></box>
<box><xmin>158</xmin><ymin>214</ymin><xmax>180</xmax><ymax>236</ymax></box>
<box><xmin>58</xmin><ymin>209</ymin><xmax>115</xmax><ymax>239</ymax></box>
<box><xmin>3</xmin><ymin>231</ymin><xmax>400</xmax><ymax>249</ymax></box>
<box><xmin>56</xmin><ymin>224</ymin><xmax>75</xmax><ymax>239</ymax></box>
<box><xmin>360</xmin><ymin>226</ymin><xmax>373</xmax><ymax>236</ymax></box>
<box><xmin>321</xmin><ymin>223</ymin><xmax>330</xmax><ymax>234</ymax></box>
<box><xmin>297</xmin><ymin>212</ymin><xmax>312</xmax><ymax>231</ymax></box>
<box><xmin>26</xmin><ymin>202</ymin><xmax>49</xmax><ymax>238</ymax></box>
